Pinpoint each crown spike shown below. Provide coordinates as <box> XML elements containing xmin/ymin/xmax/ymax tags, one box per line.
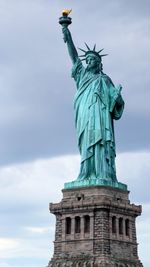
<box><xmin>101</xmin><ymin>54</ymin><xmax>108</xmax><ymax>57</ymax></box>
<box><xmin>79</xmin><ymin>55</ymin><xmax>86</xmax><ymax>57</ymax></box>
<box><xmin>93</xmin><ymin>44</ymin><xmax>96</xmax><ymax>51</ymax></box>
<box><xmin>84</xmin><ymin>42</ymin><xmax>90</xmax><ymax>50</ymax></box>
<box><xmin>81</xmin><ymin>58</ymin><xmax>86</xmax><ymax>61</ymax></box>
<box><xmin>98</xmin><ymin>48</ymin><xmax>104</xmax><ymax>54</ymax></box>
<box><xmin>78</xmin><ymin>47</ymin><xmax>86</xmax><ymax>53</ymax></box>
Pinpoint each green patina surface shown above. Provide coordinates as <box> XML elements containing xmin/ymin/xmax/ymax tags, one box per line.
<box><xmin>59</xmin><ymin>14</ymin><xmax>127</xmax><ymax>191</ymax></box>
<box><xmin>64</xmin><ymin>179</ymin><xmax>127</xmax><ymax>191</ymax></box>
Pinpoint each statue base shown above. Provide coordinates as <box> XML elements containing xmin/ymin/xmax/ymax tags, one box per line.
<box><xmin>47</xmin><ymin>185</ymin><xmax>143</xmax><ymax>267</ymax></box>
<box><xmin>64</xmin><ymin>178</ymin><xmax>127</xmax><ymax>191</ymax></box>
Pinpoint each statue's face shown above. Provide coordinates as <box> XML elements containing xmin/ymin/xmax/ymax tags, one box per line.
<box><xmin>86</xmin><ymin>55</ymin><xmax>101</xmax><ymax>72</ymax></box>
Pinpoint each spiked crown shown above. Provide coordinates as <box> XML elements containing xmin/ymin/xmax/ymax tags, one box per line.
<box><xmin>78</xmin><ymin>43</ymin><xmax>108</xmax><ymax>61</ymax></box>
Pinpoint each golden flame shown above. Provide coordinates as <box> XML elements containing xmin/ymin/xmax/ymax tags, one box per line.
<box><xmin>62</xmin><ymin>9</ymin><xmax>72</xmax><ymax>16</ymax></box>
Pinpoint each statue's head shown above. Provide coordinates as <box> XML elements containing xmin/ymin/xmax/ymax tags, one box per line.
<box><xmin>79</xmin><ymin>43</ymin><xmax>107</xmax><ymax>73</ymax></box>
<box><xmin>86</xmin><ymin>54</ymin><xmax>102</xmax><ymax>72</ymax></box>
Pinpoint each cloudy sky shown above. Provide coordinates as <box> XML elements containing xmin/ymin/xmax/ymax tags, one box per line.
<box><xmin>0</xmin><ymin>0</ymin><xmax>150</xmax><ymax>266</ymax></box>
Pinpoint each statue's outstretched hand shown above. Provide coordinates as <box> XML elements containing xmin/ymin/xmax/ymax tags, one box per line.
<box><xmin>62</xmin><ymin>27</ymin><xmax>71</xmax><ymax>43</ymax></box>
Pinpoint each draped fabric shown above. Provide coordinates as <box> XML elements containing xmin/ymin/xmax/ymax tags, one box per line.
<box><xmin>72</xmin><ymin>59</ymin><xmax>124</xmax><ymax>181</ymax></box>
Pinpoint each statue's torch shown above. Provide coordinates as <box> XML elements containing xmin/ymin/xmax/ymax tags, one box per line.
<box><xmin>59</xmin><ymin>9</ymin><xmax>72</xmax><ymax>28</ymax></box>
<box><xmin>59</xmin><ymin>9</ymin><xmax>72</xmax><ymax>43</ymax></box>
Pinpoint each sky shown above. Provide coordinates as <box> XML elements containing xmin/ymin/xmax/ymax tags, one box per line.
<box><xmin>0</xmin><ymin>0</ymin><xmax>150</xmax><ymax>266</ymax></box>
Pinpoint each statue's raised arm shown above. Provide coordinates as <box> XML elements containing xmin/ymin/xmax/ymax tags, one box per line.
<box><xmin>59</xmin><ymin>10</ymin><xmax>78</xmax><ymax>64</ymax></box>
<box><xmin>62</xmin><ymin>27</ymin><xmax>78</xmax><ymax>64</ymax></box>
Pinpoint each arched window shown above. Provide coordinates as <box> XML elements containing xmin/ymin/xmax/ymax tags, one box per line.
<box><xmin>84</xmin><ymin>215</ymin><xmax>90</xmax><ymax>233</ymax></box>
<box><xmin>112</xmin><ymin>216</ymin><xmax>117</xmax><ymax>234</ymax></box>
<box><xmin>119</xmin><ymin>218</ymin><xmax>123</xmax><ymax>235</ymax></box>
<box><xmin>125</xmin><ymin>219</ymin><xmax>130</xmax><ymax>236</ymax></box>
<box><xmin>65</xmin><ymin>217</ymin><xmax>71</xmax><ymax>234</ymax></box>
<box><xmin>75</xmin><ymin>216</ymin><xmax>81</xmax><ymax>233</ymax></box>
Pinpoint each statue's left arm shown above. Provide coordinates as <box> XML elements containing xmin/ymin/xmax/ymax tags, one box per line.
<box><xmin>109</xmin><ymin>84</ymin><xmax>125</xmax><ymax>120</ymax></box>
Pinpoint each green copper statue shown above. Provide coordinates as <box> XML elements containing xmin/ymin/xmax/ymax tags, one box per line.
<box><xmin>59</xmin><ymin>11</ymin><xmax>126</xmax><ymax>190</ymax></box>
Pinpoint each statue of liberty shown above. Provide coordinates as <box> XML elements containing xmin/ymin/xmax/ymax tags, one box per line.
<box><xmin>59</xmin><ymin>11</ymin><xmax>125</xmax><ymax>187</ymax></box>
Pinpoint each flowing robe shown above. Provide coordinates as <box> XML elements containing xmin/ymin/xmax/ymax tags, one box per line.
<box><xmin>72</xmin><ymin>59</ymin><xmax>124</xmax><ymax>182</ymax></box>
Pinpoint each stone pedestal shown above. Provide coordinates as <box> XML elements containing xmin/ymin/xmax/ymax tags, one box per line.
<box><xmin>47</xmin><ymin>186</ymin><xmax>143</xmax><ymax>267</ymax></box>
